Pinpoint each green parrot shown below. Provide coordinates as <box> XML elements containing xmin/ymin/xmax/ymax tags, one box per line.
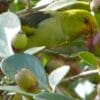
<box><xmin>26</xmin><ymin>9</ymin><xmax>98</xmax><ymax>49</ymax></box>
<box><xmin>12</xmin><ymin>9</ymin><xmax>98</xmax><ymax>52</ymax></box>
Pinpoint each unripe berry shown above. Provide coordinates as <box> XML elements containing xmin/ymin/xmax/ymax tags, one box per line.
<box><xmin>15</xmin><ymin>68</ymin><xmax>40</xmax><ymax>93</ymax></box>
<box><xmin>12</xmin><ymin>94</ymin><xmax>22</xmax><ymax>100</ymax></box>
<box><xmin>46</xmin><ymin>55</ymin><xmax>80</xmax><ymax>75</ymax></box>
<box><xmin>12</xmin><ymin>32</ymin><xmax>28</xmax><ymax>52</ymax></box>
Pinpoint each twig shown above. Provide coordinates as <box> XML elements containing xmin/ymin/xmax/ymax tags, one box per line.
<box><xmin>16</xmin><ymin>3</ymin><xmax>51</xmax><ymax>17</ymax></box>
<box><xmin>61</xmin><ymin>69</ymin><xmax>100</xmax><ymax>83</ymax></box>
<box><xmin>44</xmin><ymin>49</ymin><xmax>68</xmax><ymax>58</ymax></box>
<box><xmin>27</xmin><ymin>0</ymin><xmax>32</xmax><ymax>9</ymax></box>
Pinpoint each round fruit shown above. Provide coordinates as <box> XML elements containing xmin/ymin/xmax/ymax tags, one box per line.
<box><xmin>12</xmin><ymin>33</ymin><xmax>28</xmax><ymax>51</ymax></box>
<box><xmin>15</xmin><ymin>68</ymin><xmax>40</xmax><ymax>93</ymax></box>
<box><xmin>12</xmin><ymin>94</ymin><xmax>22</xmax><ymax>100</ymax></box>
<box><xmin>46</xmin><ymin>55</ymin><xmax>67</xmax><ymax>73</ymax></box>
<box><xmin>46</xmin><ymin>55</ymin><xmax>81</xmax><ymax>75</ymax></box>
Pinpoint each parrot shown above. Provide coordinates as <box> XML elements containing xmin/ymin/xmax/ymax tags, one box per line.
<box><xmin>12</xmin><ymin>9</ymin><xmax>98</xmax><ymax>52</ymax></box>
<box><xmin>26</xmin><ymin>9</ymin><xmax>98</xmax><ymax>49</ymax></box>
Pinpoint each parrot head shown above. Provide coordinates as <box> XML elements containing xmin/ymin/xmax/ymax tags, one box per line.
<box><xmin>57</xmin><ymin>9</ymin><xmax>98</xmax><ymax>40</ymax></box>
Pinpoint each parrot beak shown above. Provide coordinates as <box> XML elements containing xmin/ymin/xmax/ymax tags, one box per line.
<box><xmin>86</xmin><ymin>33</ymin><xmax>100</xmax><ymax>51</ymax></box>
<box><xmin>86</xmin><ymin>36</ymin><xmax>94</xmax><ymax>50</ymax></box>
<box><xmin>92</xmin><ymin>33</ymin><xmax>100</xmax><ymax>46</ymax></box>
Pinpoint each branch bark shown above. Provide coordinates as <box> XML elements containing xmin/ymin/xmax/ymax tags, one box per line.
<box><xmin>16</xmin><ymin>3</ymin><xmax>50</xmax><ymax>17</ymax></box>
<box><xmin>62</xmin><ymin>69</ymin><xmax>100</xmax><ymax>83</ymax></box>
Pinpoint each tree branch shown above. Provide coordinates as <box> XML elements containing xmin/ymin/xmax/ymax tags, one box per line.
<box><xmin>61</xmin><ymin>69</ymin><xmax>100</xmax><ymax>83</ymax></box>
<box><xmin>16</xmin><ymin>3</ymin><xmax>50</xmax><ymax>17</ymax></box>
<box><xmin>27</xmin><ymin>0</ymin><xmax>32</xmax><ymax>9</ymax></box>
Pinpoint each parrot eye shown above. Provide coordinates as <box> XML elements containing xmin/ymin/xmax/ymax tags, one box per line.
<box><xmin>84</xmin><ymin>18</ymin><xmax>89</xmax><ymax>25</ymax></box>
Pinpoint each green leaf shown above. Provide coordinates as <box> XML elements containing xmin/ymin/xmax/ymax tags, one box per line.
<box><xmin>24</xmin><ymin>46</ymin><xmax>45</xmax><ymax>54</ymax></box>
<box><xmin>79</xmin><ymin>51</ymin><xmax>98</xmax><ymax>67</ymax></box>
<box><xmin>1</xmin><ymin>53</ymin><xmax>50</xmax><ymax>91</ymax></box>
<box><xmin>0</xmin><ymin>85</ymin><xmax>34</xmax><ymax>97</ymax></box>
<box><xmin>44</xmin><ymin>0</ymin><xmax>89</xmax><ymax>11</ymax></box>
<box><xmin>49</xmin><ymin>65</ymin><xmax>70</xmax><ymax>92</ymax></box>
<box><xmin>0</xmin><ymin>12</ymin><xmax>21</xmax><ymax>57</ymax></box>
<box><xmin>35</xmin><ymin>92</ymin><xmax>71</xmax><ymax>100</ymax></box>
<box><xmin>0</xmin><ymin>86</ymin><xmax>71</xmax><ymax>100</ymax></box>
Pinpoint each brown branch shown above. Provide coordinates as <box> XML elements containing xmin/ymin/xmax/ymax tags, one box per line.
<box><xmin>61</xmin><ymin>69</ymin><xmax>100</xmax><ymax>83</ymax></box>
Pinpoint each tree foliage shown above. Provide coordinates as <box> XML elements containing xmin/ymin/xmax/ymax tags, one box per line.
<box><xmin>0</xmin><ymin>0</ymin><xmax>100</xmax><ymax>100</ymax></box>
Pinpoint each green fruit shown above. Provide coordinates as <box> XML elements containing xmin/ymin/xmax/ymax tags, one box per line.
<box><xmin>12</xmin><ymin>94</ymin><xmax>22</xmax><ymax>100</ymax></box>
<box><xmin>46</xmin><ymin>55</ymin><xmax>81</xmax><ymax>75</ymax></box>
<box><xmin>15</xmin><ymin>68</ymin><xmax>40</xmax><ymax>93</ymax></box>
<box><xmin>22</xmin><ymin>26</ymin><xmax>36</xmax><ymax>36</ymax></box>
<box><xmin>46</xmin><ymin>55</ymin><xmax>67</xmax><ymax>73</ymax></box>
<box><xmin>12</xmin><ymin>33</ymin><xmax>28</xmax><ymax>51</ymax></box>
